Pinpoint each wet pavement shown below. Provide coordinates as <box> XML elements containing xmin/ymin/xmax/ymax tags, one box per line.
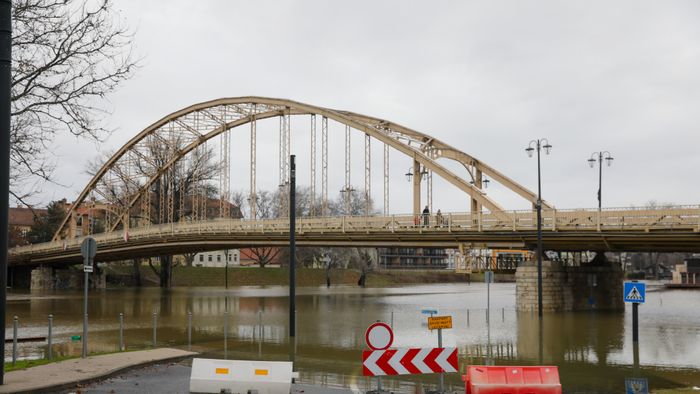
<box><xmin>72</xmin><ymin>360</ymin><xmax>364</xmax><ymax>394</ymax></box>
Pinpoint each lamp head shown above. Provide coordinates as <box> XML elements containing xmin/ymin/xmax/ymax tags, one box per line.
<box><xmin>587</xmin><ymin>158</ymin><xmax>596</xmax><ymax>168</ymax></box>
<box><xmin>525</xmin><ymin>147</ymin><xmax>534</xmax><ymax>158</ymax></box>
<box><xmin>605</xmin><ymin>156</ymin><xmax>614</xmax><ymax>167</ymax></box>
<box><xmin>543</xmin><ymin>143</ymin><xmax>552</xmax><ymax>155</ymax></box>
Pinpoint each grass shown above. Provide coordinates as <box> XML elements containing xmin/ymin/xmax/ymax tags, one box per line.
<box><xmin>105</xmin><ymin>265</ymin><xmax>472</xmax><ymax>287</ymax></box>
<box><xmin>4</xmin><ymin>348</ymin><xmax>142</xmax><ymax>373</ymax></box>
<box><xmin>4</xmin><ymin>355</ymin><xmax>75</xmax><ymax>372</ymax></box>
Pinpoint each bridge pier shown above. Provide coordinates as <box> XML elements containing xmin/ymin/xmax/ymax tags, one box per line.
<box><xmin>515</xmin><ymin>253</ymin><xmax>623</xmax><ymax>312</ymax></box>
<box><xmin>29</xmin><ymin>266</ymin><xmax>106</xmax><ymax>290</ymax></box>
<box><xmin>8</xmin><ymin>266</ymin><xmax>32</xmax><ymax>288</ymax></box>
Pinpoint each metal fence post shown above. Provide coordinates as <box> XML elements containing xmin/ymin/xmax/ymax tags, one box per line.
<box><xmin>152</xmin><ymin>312</ymin><xmax>157</xmax><ymax>347</ymax></box>
<box><xmin>12</xmin><ymin>316</ymin><xmax>18</xmax><ymax>366</ymax></box>
<box><xmin>47</xmin><ymin>314</ymin><xmax>53</xmax><ymax>360</ymax></box>
<box><xmin>187</xmin><ymin>311</ymin><xmax>192</xmax><ymax>350</ymax></box>
<box><xmin>258</xmin><ymin>310</ymin><xmax>263</xmax><ymax>341</ymax></box>
<box><xmin>119</xmin><ymin>313</ymin><xmax>124</xmax><ymax>351</ymax></box>
<box><xmin>223</xmin><ymin>311</ymin><xmax>228</xmax><ymax>359</ymax></box>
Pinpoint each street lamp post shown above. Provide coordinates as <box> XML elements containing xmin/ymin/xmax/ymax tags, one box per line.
<box><xmin>587</xmin><ymin>152</ymin><xmax>614</xmax><ymax>211</ymax></box>
<box><xmin>526</xmin><ymin>139</ymin><xmax>552</xmax><ymax>318</ymax></box>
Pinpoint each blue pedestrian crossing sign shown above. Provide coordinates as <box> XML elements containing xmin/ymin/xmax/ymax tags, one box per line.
<box><xmin>625</xmin><ymin>377</ymin><xmax>649</xmax><ymax>394</ymax></box>
<box><xmin>624</xmin><ymin>282</ymin><xmax>646</xmax><ymax>303</ymax></box>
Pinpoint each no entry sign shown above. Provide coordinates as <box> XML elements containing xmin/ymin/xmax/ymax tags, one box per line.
<box><xmin>365</xmin><ymin>322</ymin><xmax>393</xmax><ymax>350</ymax></box>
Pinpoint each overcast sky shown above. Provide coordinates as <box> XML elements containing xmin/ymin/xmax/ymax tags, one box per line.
<box><xmin>37</xmin><ymin>0</ymin><xmax>700</xmax><ymax>213</ymax></box>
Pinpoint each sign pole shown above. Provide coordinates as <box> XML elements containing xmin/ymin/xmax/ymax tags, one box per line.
<box><xmin>82</xmin><ymin>252</ymin><xmax>89</xmax><ymax>358</ymax></box>
<box><xmin>632</xmin><ymin>302</ymin><xmax>639</xmax><ymax>343</ymax></box>
<box><xmin>624</xmin><ymin>280</ymin><xmax>645</xmax><ymax>346</ymax></box>
<box><xmin>80</xmin><ymin>237</ymin><xmax>97</xmax><ymax>358</ymax></box>
<box><xmin>289</xmin><ymin>155</ymin><xmax>296</xmax><ymax>337</ymax></box>
<box><xmin>632</xmin><ymin>280</ymin><xmax>639</xmax><ymax>343</ymax></box>
<box><xmin>438</xmin><ymin>328</ymin><xmax>444</xmax><ymax>393</ymax></box>
<box><xmin>485</xmin><ymin>270</ymin><xmax>493</xmax><ymax>322</ymax></box>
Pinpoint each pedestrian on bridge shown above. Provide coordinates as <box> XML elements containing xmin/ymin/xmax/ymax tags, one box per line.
<box><xmin>422</xmin><ymin>205</ymin><xmax>430</xmax><ymax>227</ymax></box>
<box><xmin>436</xmin><ymin>209</ymin><xmax>444</xmax><ymax>227</ymax></box>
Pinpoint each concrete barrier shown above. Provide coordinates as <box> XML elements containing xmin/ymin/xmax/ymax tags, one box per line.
<box><xmin>189</xmin><ymin>358</ymin><xmax>298</xmax><ymax>394</ymax></box>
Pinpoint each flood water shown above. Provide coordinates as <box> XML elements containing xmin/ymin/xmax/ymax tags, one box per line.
<box><xmin>5</xmin><ymin>282</ymin><xmax>700</xmax><ymax>393</ymax></box>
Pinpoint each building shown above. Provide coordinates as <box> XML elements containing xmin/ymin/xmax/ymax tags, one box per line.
<box><xmin>190</xmin><ymin>248</ymin><xmax>283</xmax><ymax>268</ymax></box>
<box><xmin>8</xmin><ymin>205</ymin><xmax>48</xmax><ymax>246</ymax></box>
<box><xmin>378</xmin><ymin>248</ymin><xmax>448</xmax><ymax>269</ymax></box>
<box><xmin>192</xmin><ymin>250</ymin><xmax>241</xmax><ymax>267</ymax></box>
<box><xmin>671</xmin><ymin>258</ymin><xmax>700</xmax><ymax>287</ymax></box>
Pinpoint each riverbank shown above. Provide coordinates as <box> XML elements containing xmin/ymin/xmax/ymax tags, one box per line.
<box><xmin>105</xmin><ymin>266</ymin><xmax>472</xmax><ymax>287</ymax></box>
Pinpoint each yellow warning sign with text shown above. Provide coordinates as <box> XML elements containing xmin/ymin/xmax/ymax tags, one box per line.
<box><xmin>428</xmin><ymin>315</ymin><xmax>452</xmax><ymax>330</ymax></box>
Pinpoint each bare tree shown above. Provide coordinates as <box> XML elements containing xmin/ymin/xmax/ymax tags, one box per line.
<box><xmin>183</xmin><ymin>252</ymin><xmax>197</xmax><ymax>268</ymax></box>
<box><xmin>248</xmin><ymin>247</ymin><xmax>281</xmax><ymax>268</ymax></box>
<box><xmin>10</xmin><ymin>0</ymin><xmax>138</xmax><ymax>203</ymax></box>
<box><xmin>331</xmin><ymin>188</ymin><xmax>375</xmax><ymax>216</ymax></box>
<box><xmin>87</xmin><ymin>137</ymin><xmax>221</xmax><ymax>287</ymax></box>
<box><xmin>230</xmin><ymin>190</ymin><xmax>248</xmax><ymax>219</ymax></box>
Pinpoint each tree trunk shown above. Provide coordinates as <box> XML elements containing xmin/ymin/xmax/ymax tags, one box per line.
<box><xmin>132</xmin><ymin>258</ymin><xmax>142</xmax><ymax>287</ymax></box>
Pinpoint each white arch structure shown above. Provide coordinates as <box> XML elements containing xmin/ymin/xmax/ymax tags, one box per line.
<box><xmin>53</xmin><ymin>97</ymin><xmax>551</xmax><ymax>241</ymax></box>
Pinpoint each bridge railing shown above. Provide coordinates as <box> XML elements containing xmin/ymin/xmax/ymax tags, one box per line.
<box><xmin>9</xmin><ymin>205</ymin><xmax>700</xmax><ymax>258</ymax></box>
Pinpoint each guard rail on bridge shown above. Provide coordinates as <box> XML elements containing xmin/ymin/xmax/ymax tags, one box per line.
<box><xmin>9</xmin><ymin>206</ymin><xmax>700</xmax><ymax>265</ymax></box>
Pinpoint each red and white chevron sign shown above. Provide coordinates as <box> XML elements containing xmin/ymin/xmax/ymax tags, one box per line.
<box><xmin>362</xmin><ymin>347</ymin><xmax>458</xmax><ymax>376</ymax></box>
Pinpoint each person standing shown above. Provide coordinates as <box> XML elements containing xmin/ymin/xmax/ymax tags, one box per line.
<box><xmin>422</xmin><ymin>205</ymin><xmax>430</xmax><ymax>226</ymax></box>
<box><xmin>436</xmin><ymin>209</ymin><xmax>443</xmax><ymax>227</ymax></box>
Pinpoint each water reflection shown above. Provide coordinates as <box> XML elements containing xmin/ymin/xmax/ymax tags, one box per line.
<box><xmin>516</xmin><ymin>310</ymin><xmax>624</xmax><ymax>365</ymax></box>
<box><xmin>5</xmin><ymin>284</ymin><xmax>700</xmax><ymax>393</ymax></box>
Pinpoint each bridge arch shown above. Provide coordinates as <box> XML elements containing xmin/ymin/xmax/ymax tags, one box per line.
<box><xmin>53</xmin><ymin>97</ymin><xmax>550</xmax><ymax>240</ymax></box>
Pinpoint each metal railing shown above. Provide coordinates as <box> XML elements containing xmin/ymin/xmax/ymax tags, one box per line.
<box><xmin>9</xmin><ymin>205</ymin><xmax>700</xmax><ymax>259</ymax></box>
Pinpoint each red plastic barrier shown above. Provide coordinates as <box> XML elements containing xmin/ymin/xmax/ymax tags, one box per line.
<box><xmin>463</xmin><ymin>366</ymin><xmax>562</xmax><ymax>394</ymax></box>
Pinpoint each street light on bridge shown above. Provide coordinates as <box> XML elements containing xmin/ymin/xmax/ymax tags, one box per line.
<box><xmin>470</xmin><ymin>177</ymin><xmax>490</xmax><ymax>189</ymax></box>
<box><xmin>525</xmin><ymin>139</ymin><xmax>552</xmax><ymax>319</ymax></box>
<box><xmin>404</xmin><ymin>166</ymin><xmax>428</xmax><ymax>182</ymax></box>
<box><xmin>587</xmin><ymin>151</ymin><xmax>614</xmax><ymax>212</ymax></box>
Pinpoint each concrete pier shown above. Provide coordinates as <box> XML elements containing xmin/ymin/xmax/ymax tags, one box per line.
<box><xmin>515</xmin><ymin>255</ymin><xmax>624</xmax><ymax>312</ymax></box>
<box><xmin>30</xmin><ymin>266</ymin><xmax>106</xmax><ymax>290</ymax></box>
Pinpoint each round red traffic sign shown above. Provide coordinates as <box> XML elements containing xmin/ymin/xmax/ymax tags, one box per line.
<box><xmin>365</xmin><ymin>322</ymin><xmax>393</xmax><ymax>350</ymax></box>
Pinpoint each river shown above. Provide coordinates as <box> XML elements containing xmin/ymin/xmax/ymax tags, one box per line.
<box><xmin>5</xmin><ymin>282</ymin><xmax>700</xmax><ymax>393</ymax></box>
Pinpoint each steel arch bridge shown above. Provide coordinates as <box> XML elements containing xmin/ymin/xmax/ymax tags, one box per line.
<box><xmin>52</xmin><ymin>96</ymin><xmax>549</xmax><ymax>241</ymax></box>
<box><xmin>7</xmin><ymin>97</ymin><xmax>700</xmax><ymax>266</ymax></box>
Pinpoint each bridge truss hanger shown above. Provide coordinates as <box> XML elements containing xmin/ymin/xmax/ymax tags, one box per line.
<box><xmin>278</xmin><ymin>108</ymin><xmax>291</xmax><ymax>216</ymax></box>
<box><xmin>219</xmin><ymin>105</ymin><xmax>231</xmax><ymax>219</ymax></box>
<box><xmin>342</xmin><ymin>124</ymin><xmax>353</xmax><ymax>214</ymax></box>
<box><xmin>421</xmin><ymin>143</ymin><xmax>436</xmax><ymax>213</ymax></box>
<box><xmin>364</xmin><ymin>132</ymin><xmax>371</xmax><ymax>216</ymax></box>
<box><xmin>249</xmin><ymin>105</ymin><xmax>257</xmax><ymax>220</ymax></box>
<box><xmin>310</xmin><ymin>114</ymin><xmax>316</xmax><ymax>216</ymax></box>
<box><xmin>321</xmin><ymin>116</ymin><xmax>329</xmax><ymax>216</ymax></box>
<box><xmin>383</xmin><ymin>142</ymin><xmax>389</xmax><ymax>215</ymax></box>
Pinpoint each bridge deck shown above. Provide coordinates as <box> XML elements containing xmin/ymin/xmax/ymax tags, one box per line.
<box><xmin>9</xmin><ymin>207</ymin><xmax>700</xmax><ymax>265</ymax></box>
